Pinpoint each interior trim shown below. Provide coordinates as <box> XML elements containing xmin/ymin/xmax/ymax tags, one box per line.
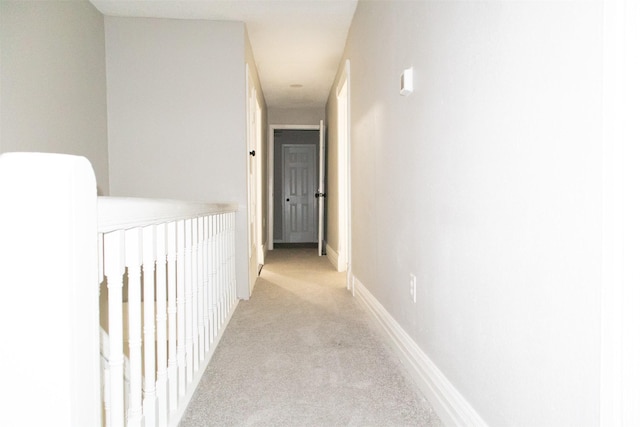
<box><xmin>353</xmin><ymin>275</ymin><xmax>488</xmax><ymax>427</ymax></box>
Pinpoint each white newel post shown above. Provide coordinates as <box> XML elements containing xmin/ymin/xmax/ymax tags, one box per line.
<box><xmin>0</xmin><ymin>153</ymin><xmax>101</xmax><ymax>426</ymax></box>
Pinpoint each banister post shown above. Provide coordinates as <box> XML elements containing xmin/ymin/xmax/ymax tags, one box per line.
<box><xmin>0</xmin><ymin>153</ymin><xmax>101</xmax><ymax>426</ymax></box>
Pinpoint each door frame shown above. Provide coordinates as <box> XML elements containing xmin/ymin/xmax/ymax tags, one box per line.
<box><xmin>268</xmin><ymin>124</ymin><xmax>320</xmax><ymax>250</ymax></box>
<box><xmin>336</xmin><ymin>60</ymin><xmax>352</xmax><ymax>289</ymax></box>
<box><xmin>245</xmin><ymin>64</ymin><xmax>260</xmax><ymax>295</ymax></box>
<box><xmin>318</xmin><ymin>120</ymin><xmax>325</xmax><ymax>256</ymax></box>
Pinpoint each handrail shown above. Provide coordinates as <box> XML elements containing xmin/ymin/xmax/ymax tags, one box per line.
<box><xmin>1</xmin><ymin>153</ymin><xmax>240</xmax><ymax>427</ymax></box>
<box><xmin>98</xmin><ymin>196</ymin><xmax>239</xmax><ymax>426</ymax></box>
<box><xmin>98</xmin><ymin>197</ymin><xmax>237</xmax><ymax>232</ymax></box>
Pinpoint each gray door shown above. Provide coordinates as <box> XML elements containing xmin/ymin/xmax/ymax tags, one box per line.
<box><xmin>283</xmin><ymin>144</ymin><xmax>317</xmax><ymax>243</ymax></box>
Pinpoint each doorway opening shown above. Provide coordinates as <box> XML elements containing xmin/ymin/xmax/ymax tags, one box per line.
<box><xmin>268</xmin><ymin>125</ymin><xmax>326</xmax><ymax>252</ymax></box>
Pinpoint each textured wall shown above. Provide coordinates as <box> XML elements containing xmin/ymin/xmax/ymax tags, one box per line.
<box><xmin>1</xmin><ymin>1</ymin><xmax>110</xmax><ymax>194</ymax></box>
<box><xmin>327</xmin><ymin>2</ymin><xmax>602</xmax><ymax>425</ymax></box>
<box><xmin>105</xmin><ymin>17</ymin><xmax>254</xmax><ymax>298</ymax></box>
<box><xmin>268</xmin><ymin>107</ymin><xmax>325</xmax><ymax>126</ymax></box>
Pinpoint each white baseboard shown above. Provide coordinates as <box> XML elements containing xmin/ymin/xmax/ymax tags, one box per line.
<box><xmin>353</xmin><ymin>276</ymin><xmax>488</xmax><ymax>427</ymax></box>
<box><xmin>325</xmin><ymin>243</ymin><xmax>340</xmax><ymax>271</ymax></box>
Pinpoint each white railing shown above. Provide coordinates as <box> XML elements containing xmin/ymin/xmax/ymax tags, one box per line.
<box><xmin>98</xmin><ymin>198</ymin><xmax>238</xmax><ymax>427</ymax></box>
<box><xmin>0</xmin><ymin>153</ymin><xmax>239</xmax><ymax>426</ymax></box>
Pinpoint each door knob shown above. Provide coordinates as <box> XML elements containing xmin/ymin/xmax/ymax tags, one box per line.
<box><xmin>286</xmin><ymin>198</ymin><xmax>290</xmax><ymax>202</ymax></box>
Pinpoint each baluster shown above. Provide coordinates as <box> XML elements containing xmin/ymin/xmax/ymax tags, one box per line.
<box><xmin>176</xmin><ymin>219</ymin><xmax>187</xmax><ymax>397</ymax></box>
<box><xmin>231</xmin><ymin>213</ymin><xmax>237</xmax><ymax>303</ymax></box>
<box><xmin>201</xmin><ymin>216</ymin><xmax>210</xmax><ymax>352</ymax></box>
<box><xmin>197</xmin><ymin>216</ymin><xmax>206</xmax><ymax>360</ymax></box>
<box><xmin>99</xmin><ymin>233</ymin><xmax>105</xmax><ymax>287</ymax></box>
<box><xmin>156</xmin><ymin>223</ymin><xmax>169</xmax><ymax>426</ymax></box>
<box><xmin>191</xmin><ymin>218</ymin><xmax>200</xmax><ymax>370</ymax></box>
<box><xmin>103</xmin><ymin>230</ymin><xmax>125</xmax><ymax>427</ymax></box>
<box><xmin>125</xmin><ymin>228</ymin><xmax>143</xmax><ymax>426</ymax></box>
<box><xmin>225</xmin><ymin>214</ymin><xmax>230</xmax><ymax>318</ymax></box>
<box><xmin>142</xmin><ymin>225</ymin><xmax>157</xmax><ymax>426</ymax></box>
<box><xmin>225</xmin><ymin>214</ymin><xmax>232</xmax><ymax>315</ymax></box>
<box><xmin>184</xmin><ymin>219</ymin><xmax>194</xmax><ymax>384</ymax></box>
<box><xmin>98</xmin><ymin>233</ymin><xmax>109</xmax><ymax>426</ymax></box>
<box><xmin>207</xmin><ymin>215</ymin><xmax>215</xmax><ymax>344</ymax></box>
<box><xmin>221</xmin><ymin>215</ymin><xmax>227</xmax><ymax>320</ymax></box>
<box><xmin>215</xmin><ymin>215</ymin><xmax>222</xmax><ymax>333</ymax></box>
<box><xmin>211</xmin><ymin>215</ymin><xmax>220</xmax><ymax>337</ymax></box>
<box><xmin>167</xmin><ymin>221</ymin><xmax>179</xmax><ymax>410</ymax></box>
<box><xmin>103</xmin><ymin>351</ymin><xmax>112</xmax><ymax>427</ymax></box>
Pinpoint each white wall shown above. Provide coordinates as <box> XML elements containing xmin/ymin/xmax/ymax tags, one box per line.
<box><xmin>0</xmin><ymin>1</ymin><xmax>110</xmax><ymax>194</ymax></box>
<box><xmin>105</xmin><ymin>17</ymin><xmax>253</xmax><ymax>298</ymax></box>
<box><xmin>268</xmin><ymin>107</ymin><xmax>324</xmax><ymax>126</ymax></box>
<box><xmin>327</xmin><ymin>2</ymin><xmax>602</xmax><ymax>425</ymax></box>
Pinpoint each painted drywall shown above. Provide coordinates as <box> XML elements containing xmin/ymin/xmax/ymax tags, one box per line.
<box><xmin>327</xmin><ymin>1</ymin><xmax>602</xmax><ymax>425</ymax></box>
<box><xmin>0</xmin><ymin>1</ymin><xmax>110</xmax><ymax>194</ymax></box>
<box><xmin>268</xmin><ymin>107</ymin><xmax>325</xmax><ymax>126</ymax></box>
<box><xmin>105</xmin><ymin>17</ymin><xmax>255</xmax><ymax>299</ymax></box>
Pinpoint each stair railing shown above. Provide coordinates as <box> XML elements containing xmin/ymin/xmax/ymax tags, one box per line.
<box><xmin>0</xmin><ymin>152</ymin><xmax>239</xmax><ymax>427</ymax></box>
<box><xmin>99</xmin><ymin>197</ymin><xmax>238</xmax><ymax>427</ymax></box>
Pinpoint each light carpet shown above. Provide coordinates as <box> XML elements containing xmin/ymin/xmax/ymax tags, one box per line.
<box><xmin>180</xmin><ymin>248</ymin><xmax>441</xmax><ymax>426</ymax></box>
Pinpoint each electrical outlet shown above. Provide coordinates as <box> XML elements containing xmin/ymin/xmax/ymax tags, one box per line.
<box><xmin>409</xmin><ymin>273</ymin><xmax>417</xmax><ymax>303</ymax></box>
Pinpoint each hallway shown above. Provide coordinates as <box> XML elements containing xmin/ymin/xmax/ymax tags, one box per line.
<box><xmin>180</xmin><ymin>249</ymin><xmax>441</xmax><ymax>426</ymax></box>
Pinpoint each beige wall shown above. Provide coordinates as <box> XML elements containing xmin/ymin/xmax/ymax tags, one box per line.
<box><xmin>327</xmin><ymin>1</ymin><xmax>602</xmax><ymax>425</ymax></box>
<box><xmin>105</xmin><ymin>17</ymin><xmax>262</xmax><ymax>299</ymax></box>
<box><xmin>0</xmin><ymin>1</ymin><xmax>110</xmax><ymax>194</ymax></box>
<box><xmin>268</xmin><ymin>107</ymin><xmax>324</xmax><ymax>126</ymax></box>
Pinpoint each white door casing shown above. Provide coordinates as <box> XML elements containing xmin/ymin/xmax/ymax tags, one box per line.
<box><xmin>336</xmin><ymin>61</ymin><xmax>351</xmax><ymax>282</ymax></box>
<box><xmin>317</xmin><ymin>120</ymin><xmax>326</xmax><ymax>256</ymax></box>
<box><xmin>268</xmin><ymin>125</ymin><xmax>320</xmax><ymax>250</ymax></box>
<box><xmin>246</xmin><ymin>65</ymin><xmax>259</xmax><ymax>295</ymax></box>
<box><xmin>255</xmin><ymin>102</ymin><xmax>264</xmax><ymax>265</ymax></box>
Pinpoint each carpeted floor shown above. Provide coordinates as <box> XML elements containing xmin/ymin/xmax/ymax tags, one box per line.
<box><xmin>180</xmin><ymin>249</ymin><xmax>441</xmax><ymax>426</ymax></box>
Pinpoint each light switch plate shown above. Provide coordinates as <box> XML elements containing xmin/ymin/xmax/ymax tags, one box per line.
<box><xmin>400</xmin><ymin>67</ymin><xmax>413</xmax><ymax>96</ymax></box>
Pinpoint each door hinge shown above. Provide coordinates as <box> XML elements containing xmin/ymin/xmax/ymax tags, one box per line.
<box><xmin>315</xmin><ymin>192</ymin><xmax>326</xmax><ymax>198</ymax></box>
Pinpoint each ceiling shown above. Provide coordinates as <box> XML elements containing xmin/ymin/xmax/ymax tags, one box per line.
<box><xmin>90</xmin><ymin>0</ymin><xmax>359</xmax><ymax>110</ymax></box>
